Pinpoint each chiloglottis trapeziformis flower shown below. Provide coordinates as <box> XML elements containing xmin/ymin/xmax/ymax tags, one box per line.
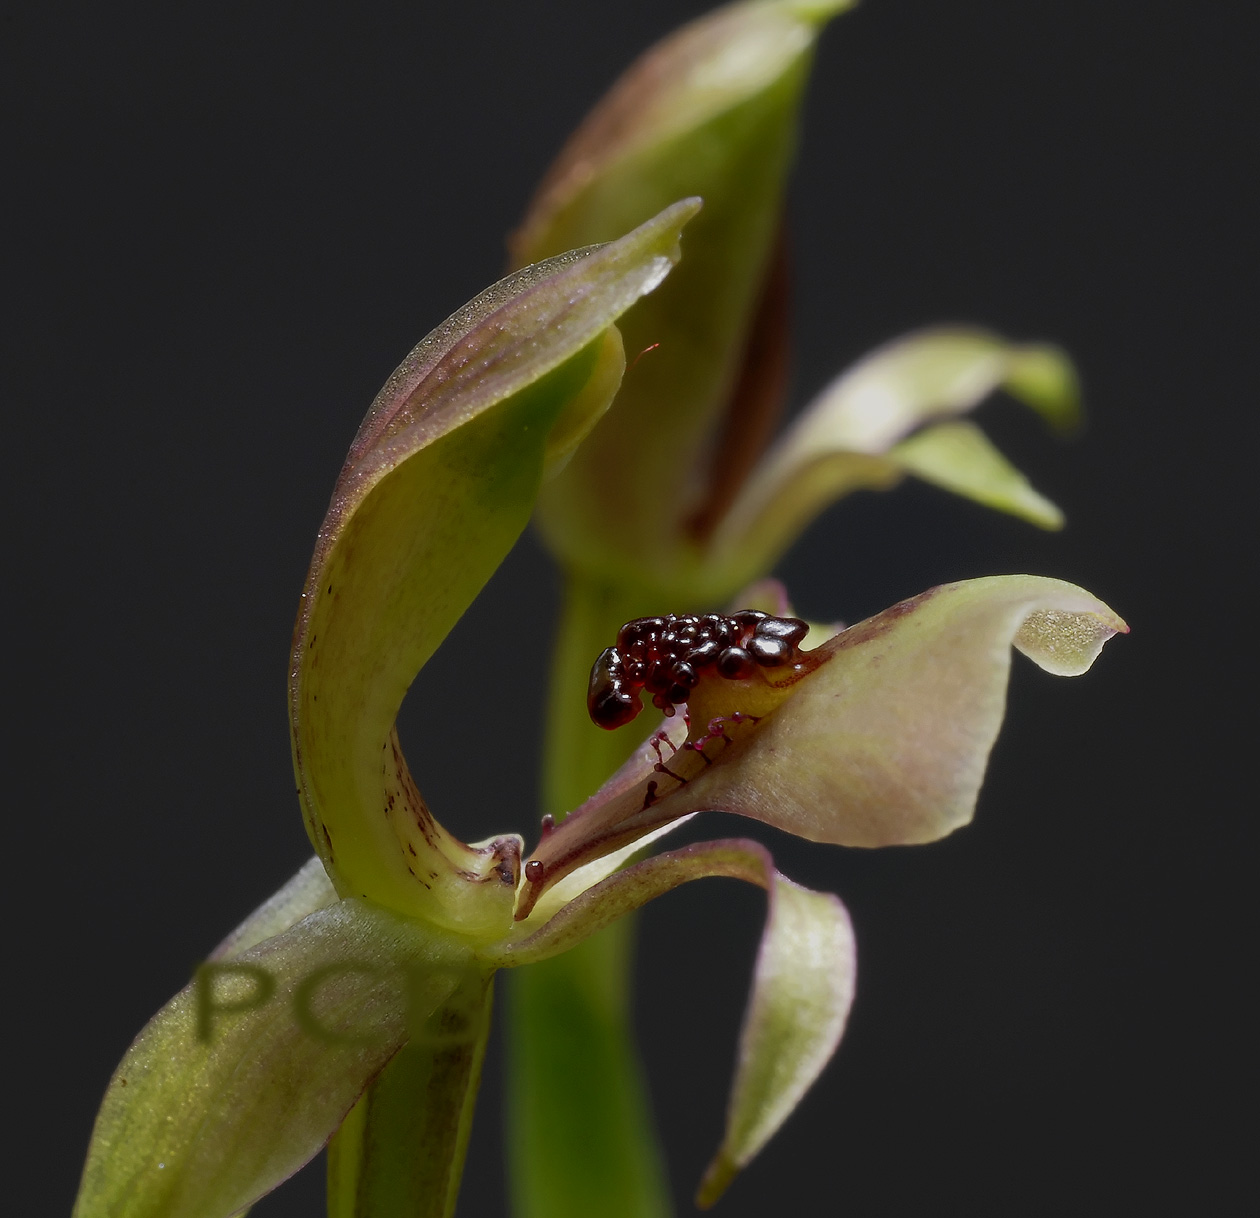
<box><xmin>73</xmin><ymin>201</ymin><xmax>1125</xmax><ymax>1216</ymax></box>
<box><xmin>73</xmin><ymin>3</ymin><xmax>1129</xmax><ymax>1214</ymax></box>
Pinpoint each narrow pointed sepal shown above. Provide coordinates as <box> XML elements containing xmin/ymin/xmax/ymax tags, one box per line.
<box><xmin>74</xmin><ymin>899</ymin><xmax>479</xmax><ymax>1218</ymax></box>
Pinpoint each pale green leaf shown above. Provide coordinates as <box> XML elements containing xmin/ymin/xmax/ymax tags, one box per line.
<box><xmin>74</xmin><ymin>901</ymin><xmax>477</xmax><ymax>1218</ymax></box>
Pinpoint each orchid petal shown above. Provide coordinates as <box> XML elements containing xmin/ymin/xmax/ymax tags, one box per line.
<box><xmin>709</xmin><ymin>328</ymin><xmax>1078</xmax><ymax>588</ymax></box>
<box><xmin>891</xmin><ymin>419</ymin><xmax>1065</xmax><ymax>529</ymax></box>
<box><xmin>695</xmin><ymin>869</ymin><xmax>855</xmax><ymax>1209</ymax></box>
<box><xmin>74</xmin><ymin>900</ymin><xmax>479</xmax><ymax>1218</ymax></box>
<box><xmin>517</xmin><ymin>576</ymin><xmax>1125</xmax><ymax>913</ymax></box>
<box><xmin>785</xmin><ymin>326</ymin><xmax>1079</xmax><ymax>454</ymax></box>
<box><xmin>487</xmin><ymin>839</ymin><xmax>854</xmax><ymax>1207</ymax></box>
<box><xmin>288</xmin><ymin>200</ymin><xmax>698</xmax><ymax>930</ymax></box>
<box><xmin>520</xmin><ymin>0</ymin><xmax>855</xmax><ymax>580</ymax></box>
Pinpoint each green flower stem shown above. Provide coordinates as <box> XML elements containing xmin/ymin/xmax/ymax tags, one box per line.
<box><xmin>507</xmin><ymin>570</ymin><xmax>683</xmax><ymax>1218</ymax></box>
<box><xmin>506</xmin><ymin>923</ymin><xmax>669</xmax><ymax>1218</ymax></box>
<box><xmin>327</xmin><ymin>973</ymin><xmax>495</xmax><ymax>1218</ymax></box>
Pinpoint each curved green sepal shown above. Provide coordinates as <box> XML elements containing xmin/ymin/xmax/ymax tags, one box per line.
<box><xmin>289</xmin><ymin>200</ymin><xmax>698</xmax><ymax>931</ymax></box>
<box><xmin>74</xmin><ymin>900</ymin><xmax>478</xmax><ymax>1218</ymax></box>
<box><xmin>520</xmin><ymin>0</ymin><xmax>854</xmax><ymax>579</ymax></box>
<box><xmin>486</xmin><ymin>838</ymin><xmax>854</xmax><ymax>1209</ymax></box>
<box><xmin>517</xmin><ymin>576</ymin><xmax>1126</xmax><ymax>912</ymax></box>
<box><xmin>708</xmin><ymin>328</ymin><xmax>1079</xmax><ymax>591</ymax></box>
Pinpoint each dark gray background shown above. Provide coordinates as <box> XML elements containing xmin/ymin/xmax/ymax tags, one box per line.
<box><xmin>6</xmin><ymin>1</ymin><xmax>1252</xmax><ymax>1214</ymax></box>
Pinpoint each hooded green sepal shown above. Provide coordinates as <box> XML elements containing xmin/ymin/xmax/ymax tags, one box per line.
<box><xmin>486</xmin><ymin>837</ymin><xmax>854</xmax><ymax>1209</ymax></box>
<box><xmin>519</xmin><ymin>0</ymin><xmax>855</xmax><ymax>580</ymax></box>
<box><xmin>706</xmin><ymin>328</ymin><xmax>1079</xmax><ymax>594</ymax></box>
<box><xmin>289</xmin><ymin>200</ymin><xmax>699</xmax><ymax>933</ymax></box>
<box><xmin>73</xmin><ymin>898</ymin><xmax>480</xmax><ymax>1218</ymax></box>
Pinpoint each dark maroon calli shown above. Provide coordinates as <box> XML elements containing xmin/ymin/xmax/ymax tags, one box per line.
<box><xmin>587</xmin><ymin>610</ymin><xmax>810</xmax><ymax>728</ymax></box>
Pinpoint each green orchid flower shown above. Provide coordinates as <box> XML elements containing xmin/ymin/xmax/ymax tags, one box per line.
<box><xmin>73</xmin><ymin>197</ymin><xmax>1124</xmax><ymax>1218</ymax></box>
<box><xmin>74</xmin><ymin>4</ymin><xmax>1128</xmax><ymax>1218</ymax></box>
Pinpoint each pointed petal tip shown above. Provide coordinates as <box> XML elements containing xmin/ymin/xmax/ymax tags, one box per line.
<box><xmin>650</xmin><ymin>195</ymin><xmax>704</xmax><ymax>267</ymax></box>
<box><xmin>1007</xmin><ymin>341</ymin><xmax>1083</xmax><ymax>434</ymax></box>
<box><xmin>708</xmin><ymin>328</ymin><xmax>1085</xmax><ymax>587</ymax></box>
<box><xmin>493</xmin><ymin>839</ymin><xmax>857</xmax><ymax>1210</ymax></box>
<box><xmin>674</xmin><ymin>194</ymin><xmax>704</xmax><ymax>220</ymax></box>
<box><xmin>695</xmin><ymin>1150</ymin><xmax>737</xmax><ymax>1209</ymax></box>
<box><xmin>891</xmin><ymin>418</ymin><xmax>1069</xmax><ymax>532</ymax></box>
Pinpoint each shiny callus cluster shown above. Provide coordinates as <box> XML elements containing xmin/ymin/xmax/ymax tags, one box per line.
<box><xmin>587</xmin><ymin>610</ymin><xmax>810</xmax><ymax>729</ymax></box>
